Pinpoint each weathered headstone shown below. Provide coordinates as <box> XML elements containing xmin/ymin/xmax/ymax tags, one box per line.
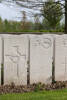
<box><xmin>30</xmin><ymin>35</ymin><xmax>53</xmax><ymax>84</ymax></box>
<box><xmin>55</xmin><ymin>35</ymin><xmax>67</xmax><ymax>81</ymax></box>
<box><xmin>4</xmin><ymin>35</ymin><xmax>28</xmax><ymax>85</ymax></box>
<box><xmin>0</xmin><ymin>37</ymin><xmax>2</xmax><ymax>85</ymax></box>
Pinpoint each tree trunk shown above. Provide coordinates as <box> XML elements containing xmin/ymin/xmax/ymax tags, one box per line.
<box><xmin>65</xmin><ymin>0</ymin><xmax>67</xmax><ymax>33</ymax></box>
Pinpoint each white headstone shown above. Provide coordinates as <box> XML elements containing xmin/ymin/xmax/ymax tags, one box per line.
<box><xmin>55</xmin><ymin>35</ymin><xmax>67</xmax><ymax>81</ymax></box>
<box><xmin>30</xmin><ymin>35</ymin><xmax>53</xmax><ymax>84</ymax></box>
<box><xmin>4</xmin><ymin>35</ymin><xmax>28</xmax><ymax>85</ymax></box>
<box><xmin>0</xmin><ymin>37</ymin><xmax>2</xmax><ymax>85</ymax></box>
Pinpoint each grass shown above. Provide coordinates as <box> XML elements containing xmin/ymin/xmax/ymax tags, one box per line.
<box><xmin>0</xmin><ymin>89</ymin><xmax>67</xmax><ymax>100</ymax></box>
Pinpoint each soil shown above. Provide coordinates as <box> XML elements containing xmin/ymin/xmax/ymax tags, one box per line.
<box><xmin>0</xmin><ymin>81</ymin><xmax>67</xmax><ymax>94</ymax></box>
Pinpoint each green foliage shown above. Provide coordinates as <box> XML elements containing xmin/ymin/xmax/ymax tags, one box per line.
<box><xmin>0</xmin><ymin>17</ymin><xmax>4</xmax><ymax>31</ymax></box>
<box><xmin>0</xmin><ymin>17</ymin><xmax>64</xmax><ymax>33</ymax></box>
<box><xmin>42</xmin><ymin>0</ymin><xmax>63</xmax><ymax>30</ymax></box>
<box><xmin>34</xmin><ymin>83</ymin><xmax>44</xmax><ymax>92</ymax></box>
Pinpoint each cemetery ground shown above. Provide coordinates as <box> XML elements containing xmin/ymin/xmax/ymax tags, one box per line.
<box><xmin>0</xmin><ymin>82</ymin><xmax>67</xmax><ymax>100</ymax></box>
<box><xmin>1</xmin><ymin>89</ymin><xmax>67</xmax><ymax>100</ymax></box>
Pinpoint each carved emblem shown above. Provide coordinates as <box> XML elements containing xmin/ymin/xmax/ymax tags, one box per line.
<box><xmin>32</xmin><ymin>37</ymin><xmax>52</xmax><ymax>49</ymax></box>
<box><xmin>5</xmin><ymin>45</ymin><xmax>26</xmax><ymax>77</ymax></box>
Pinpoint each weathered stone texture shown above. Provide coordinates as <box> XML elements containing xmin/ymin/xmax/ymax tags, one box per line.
<box><xmin>30</xmin><ymin>35</ymin><xmax>53</xmax><ymax>84</ymax></box>
<box><xmin>55</xmin><ymin>35</ymin><xmax>67</xmax><ymax>81</ymax></box>
<box><xmin>0</xmin><ymin>37</ymin><xmax>2</xmax><ymax>85</ymax></box>
<box><xmin>4</xmin><ymin>35</ymin><xmax>28</xmax><ymax>85</ymax></box>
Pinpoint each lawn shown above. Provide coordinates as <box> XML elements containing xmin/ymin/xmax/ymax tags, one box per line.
<box><xmin>0</xmin><ymin>89</ymin><xmax>67</xmax><ymax>100</ymax></box>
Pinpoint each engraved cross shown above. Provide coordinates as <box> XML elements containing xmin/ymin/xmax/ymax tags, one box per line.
<box><xmin>6</xmin><ymin>45</ymin><xmax>26</xmax><ymax>77</ymax></box>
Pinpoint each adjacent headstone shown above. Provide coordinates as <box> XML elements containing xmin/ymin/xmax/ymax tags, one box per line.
<box><xmin>55</xmin><ymin>35</ymin><xmax>67</xmax><ymax>81</ymax></box>
<box><xmin>30</xmin><ymin>35</ymin><xmax>53</xmax><ymax>84</ymax></box>
<box><xmin>0</xmin><ymin>37</ymin><xmax>2</xmax><ymax>85</ymax></box>
<box><xmin>4</xmin><ymin>35</ymin><xmax>28</xmax><ymax>85</ymax></box>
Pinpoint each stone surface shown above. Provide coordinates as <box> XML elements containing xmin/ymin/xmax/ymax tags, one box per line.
<box><xmin>55</xmin><ymin>35</ymin><xmax>67</xmax><ymax>81</ymax></box>
<box><xmin>0</xmin><ymin>37</ymin><xmax>2</xmax><ymax>85</ymax></box>
<box><xmin>4</xmin><ymin>35</ymin><xmax>28</xmax><ymax>85</ymax></box>
<box><xmin>30</xmin><ymin>34</ymin><xmax>53</xmax><ymax>84</ymax></box>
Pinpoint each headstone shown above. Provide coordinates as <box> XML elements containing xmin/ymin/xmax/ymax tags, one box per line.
<box><xmin>30</xmin><ymin>35</ymin><xmax>53</xmax><ymax>84</ymax></box>
<box><xmin>55</xmin><ymin>35</ymin><xmax>67</xmax><ymax>81</ymax></box>
<box><xmin>0</xmin><ymin>37</ymin><xmax>2</xmax><ymax>85</ymax></box>
<box><xmin>4</xmin><ymin>35</ymin><xmax>28</xmax><ymax>85</ymax></box>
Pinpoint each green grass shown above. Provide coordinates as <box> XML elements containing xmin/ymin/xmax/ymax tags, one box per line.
<box><xmin>0</xmin><ymin>89</ymin><xmax>67</xmax><ymax>100</ymax></box>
